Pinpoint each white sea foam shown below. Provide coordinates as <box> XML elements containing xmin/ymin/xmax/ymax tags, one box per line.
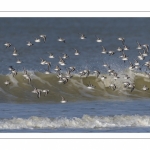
<box><xmin>0</xmin><ymin>115</ymin><xmax>150</xmax><ymax>130</ymax></box>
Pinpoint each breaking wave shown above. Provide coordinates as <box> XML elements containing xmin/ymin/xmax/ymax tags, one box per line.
<box><xmin>0</xmin><ymin>114</ymin><xmax>150</xmax><ymax>130</ymax></box>
<box><xmin>0</xmin><ymin>69</ymin><xmax>150</xmax><ymax>103</ymax></box>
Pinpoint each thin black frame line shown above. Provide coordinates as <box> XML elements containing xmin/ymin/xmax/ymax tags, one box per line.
<box><xmin>0</xmin><ymin>11</ymin><xmax>150</xmax><ymax>12</ymax></box>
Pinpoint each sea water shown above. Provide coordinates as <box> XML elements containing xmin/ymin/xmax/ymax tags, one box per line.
<box><xmin>0</xmin><ymin>18</ymin><xmax>150</xmax><ymax>132</ymax></box>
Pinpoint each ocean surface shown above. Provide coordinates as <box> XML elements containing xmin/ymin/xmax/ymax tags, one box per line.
<box><xmin>0</xmin><ymin>18</ymin><xmax>150</xmax><ymax>133</ymax></box>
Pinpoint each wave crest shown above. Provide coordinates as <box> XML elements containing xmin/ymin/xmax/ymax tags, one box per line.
<box><xmin>0</xmin><ymin>70</ymin><xmax>150</xmax><ymax>102</ymax></box>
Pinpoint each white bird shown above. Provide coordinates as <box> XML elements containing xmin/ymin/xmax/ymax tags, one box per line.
<box><xmin>12</xmin><ymin>47</ymin><xmax>18</xmax><ymax>56</ymax></box>
<box><xmin>101</xmin><ymin>46</ymin><xmax>108</xmax><ymax>54</ymax></box>
<box><xmin>40</xmin><ymin>58</ymin><xmax>47</xmax><ymax>65</ymax></box>
<box><xmin>48</xmin><ymin>53</ymin><xmax>54</xmax><ymax>58</ymax></box>
<box><xmin>138</xmin><ymin>52</ymin><xmax>145</xmax><ymax>60</ymax></box>
<box><xmin>117</xmin><ymin>47</ymin><xmax>123</xmax><ymax>52</ymax></box>
<box><xmin>79</xmin><ymin>33</ymin><xmax>86</xmax><ymax>39</ymax></box>
<box><xmin>4</xmin><ymin>80</ymin><xmax>11</xmax><ymax>86</ymax></box>
<box><xmin>16</xmin><ymin>59</ymin><xmax>22</xmax><ymax>64</ymax></box>
<box><xmin>58</xmin><ymin>37</ymin><xmax>65</xmax><ymax>43</ymax></box>
<box><xmin>95</xmin><ymin>36</ymin><xmax>102</xmax><ymax>42</ymax></box>
<box><xmin>123</xmin><ymin>45</ymin><xmax>129</xmax><ymax>50</ymax></box>
<box><xmin>136</xmin><ymin>41</ymin><xmax>142</xmax><ymax>49</ymax></box>
<box><xmin>87</xmin><ymin>81</ymin><xmax>96</xmax><ymax>89</ymax></box>
<box><xmin>109</xmin><ymin>83</ymin><xmax>116</xmax><ymax>91</ymax></box>
<box><xmin>32</xmin><ymin>87</ymin><xmax>42</xmax><ymax>98</ymax></box>
<box><xmin>93</xmin><ymin>70</ymin><xmax>100</xmax><ymax>78</ymax></box>
<box><xmin>4</xmin><ymin>42</ymin><xmax>11</xmax><ymax>48</ymax></box>
<box><xmin>74</xmin><ymin>48</ymin><xmax>80</xmax><ymax>55</ymax></box>
<box><xmin>27</xmin><ymin>41</ymin><xmax>33</xmax><ymax>47</ymax></box>
<box><xmin>61</xmin><ymin>96</ymin><xmax>67</xmax><ymax>103</ymax></box>
<box><xmin>42</xmin><ymin>89</ymin><xmax>49</xmax><ymax>96</ymax></box>
<box><xmin>40</xmin><ymin>35</ymin><xmax>46</xmax><ymax>42</ymax></box>
<box><xmin>122</xmin><ymin>74</ymin><xmax>130</xmax><ymax>80</ymax></box>
<box><xmin>108</xmin><ymin>50</ymin><xmax>115</xmax><ymax>56</ymax></box>
<box><xmin>35</xmin><ymin>38</ymin><xmax>41</xmax><ymax>43</ymax></box>
<box><xmin>62</xmin><ymin>53</ymin><xmax>69</xmax><ymax>59</ymax></box>
<box><xmin>100</xmin><ymin>75</ymin><xmax>107</xmax><ymax>81</ymax></box>
<box><xmin>118</xmin><ymin>37</ymin><xmax>125</xmax><ymax>44</ymax></box>
<box><xmin>142</xmin><ymin>85</ymin><xmax>149</xmax><ymax>91</ymax></box>
<box><xmin>54</xmin><ymin>65</ymin><xmax>61</xmax><ymax>72</ymax></box>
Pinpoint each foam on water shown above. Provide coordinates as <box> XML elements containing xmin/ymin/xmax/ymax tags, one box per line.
<box><xmin>0</xmin><ymin>115</ymin><xmax>150</xmax><ymax>130</ymax></box>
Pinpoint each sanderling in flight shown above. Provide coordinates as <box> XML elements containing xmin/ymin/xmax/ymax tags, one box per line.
<box><xmin>11</xmin><ymin>69</ymin><xmax>17</xmax><ymax>77</ymax></box>
<box><xmin>108</xmin><ymin>50</ymin><xmax>115</xmax><ymax>56</ymax></box>
<box><xmin>16</xmin><ymin>59</ymin><xmax>22</xmax><ymax>64</ymax></box>
<box><xmin>57</xmin><ymin>72</ymin><xmax>63</xmax><ymax>79</ymax></box>
<box><xmin>101</xmin><ymin>46</ymin><xmax>108</xmax><ymax>54</ymax></box>
<box><xmin>4</xmin><ymin>80</ymin><xmax>11</xmax><ymax>86</ymax></box>
<box><xmin>24</xmin><ymin>74</ymin><xmax>31</xmax><ymax>83</ymax></box>
<box><xmin>95</xmin><ymin>35</ymin><xmax>102</xmax><ymax>42</ymax></box>
<box><xmin>42</xmin><ymin>89</ymin><xmax>49</xmax><ymax>96</ymax></box>
<box><xmin>35</xmin><ymin>38</ymin><xmax>41</xmax><ymax>43</ymax></box>
<box><xmin>93</xmin><ymin>70</ymin><xmax>100</xmax><ymax>78</ymax></box>
<box><xmin>142</xmin><ymin>49</ymin><xmax>148</xmax><ymax>57</ymax></box>
<box><xmin>100</xmin><ymin>75</ymin><xmax>107</xmax><ymax>81</ymax></box>
<box><xmin>79</xmin><ymin>71</ymin><xmax>86</xmax><ymax>77</ymax></box>
<box><xmin>9</xmin><ymin>66</ymin><xmax>14</xmax><ymax>71</ymax></box>
<box><xmin>54</xmin><ymin>65</ymin><xmax>61</xmax><ymax>72</ymax></box>
<box><xmin>134</xmin><ymin>59</ymin><xmax>140</xmax><ymax>66</ymax></box>
<box><xmin>113</xmin><ymin>73</ymin><xmax>120</xmax><ymax>81</ymax></box>
<box><xmin>60</xmin><ymin>96</ymin><xmax>67</xmax><ymax>103</ymax></box>
<box><xmin>79</xmin><ymin>33</ymin><xmax>86</xmax><ymax>39</ymax></box>
<box><xmin>40</xmin><ymin>58</ymin><xmax>47</xmax><ymax>65</ymax></box>
<box><xmin>118</xmin><ymin>37</ymin><xmax>125</xmax><ymax>45</ymax></box>
<box><xmin>123</xmin><ymin>45</ymin><xmax>129</xmax><ymax>50</ymax></box>
<box><xmin>48</xmin><ymin>53</ymin><xmax>54</xmax><ymax>58</ymax></box>
<box><xmin>142</xmin><ymin>85</ymin><xmax>149</xmax><ymax>91</ymax></box>
<box><xmin>68</xmin><ymin>66</ymin><xmax>75</xmax><ymax>72</ymax></box>
<box><xmin>128</xmin><ymin>61</ymin><xmax>135</xmax><ymax>70</ymax></box>
<box><xmin>45</xmin><ymin>62</ymin><xmax>51</xmax><ymax>74</ymax></box>
<box><xmin>117</xmin><ymin>47</ymin><xmax>123</xmax><ymax>52</ymax></box>
<box><xmin>123</xmin><ymin>81</ymin><xmax>130</xmax><ymax>88</ymax></box>
<box><xmin>23</xmin><ymin>68</ymin><xmax>28</xmax><ymax>78</ymax></box>
<box><xmin>62</xmin><ymin>77</ymin><xmax>69</xmax><ymax>84</ymax></box>
<box><xmin>138</xmin><ymin>52</ymin><xmax>145</xmax><ymax>60</ymax></box>
<box><xmin>143</xmin><ymin>44</ymin><xmax>149</xmax><ymax>52</ymax></box>
<box><xmin>32</xmin><ymin>87</ymin><xmax>42</xmax><ymax>98</ymax></box>
<box><xmin>103</xmin><ymin>63</ymin><xmax>110</xmax><ymax>68</ymax></box>
<box><xmin>58</xmin><ymin>77</ymin><xmax>64</xmax><ymax>83</ymax></box>
<box><xmin>136</xmin><ymin>41</ymin><xmax>142</xmax><ymax>49</ymax></box>
<box><xmin>74</xmin><ymin>48</ymin><xmax>80</xmax><ymax>55</ymax></box>
<box><xmin>83</xmin><ymin>70</ymin><xmax>90</xmax><ymax>78</ymax></box>
<box><xmin>126</xmin><ymin>83</ymin><xmax>135</xmax><ymax>92</ymax></box>
<box><xmin>4</xmin><ymin>42</ymin><xmax>11</xmax><ymax>48</ymax></box>
<box><xmin>9</xmin><ymin>66</ymin><xmax>17</xmax><ymax>77</ymax></box>
<box><xmin>109</xmin><ymin>83</ymin><xmax>116</xmax><ymax>91</ymax></box>
<box><xmin>12</xmin><ymin>47</ymin><xmax>18</xmax><ymax>56</ymax></box>
<box><xmin>120</xmin><ymin>52</ymin><xmax>128</xmax><ymax>63</ymax></box>
<box><xmin>62</xmin><ymin>53</ymin><xmax>69</xmax><ymax>59</ymax></box>
<box><xmin>40</xmin><ymin>35</ymin><xmax>46</xmax><ymax>42</ymax></box>
<box><xmin>59</xmin><ymin>57</ymin><xmax>66</xmax><ymax>66</ymax></box>
<box><xmin>122</xmin><ymin>74</ymin><xmax>130</xmax><ymax>80</ymax></box>
<box><xmin>58</xmin><ymin>37</ymin><xmax>65</xmax><ymax>43</ymax></box>
<box><xmin>87</xmin><ymin>81</ymin><xmax>96</xmax><ymax>89</ymax></box>
<box><xmin>65</xmin><ymin>70</ymin><xmax>73</xmax><ymax>78</ymax></box>
<box><xmin>27</xmin><ymin>41</ymin><xmax>33</xmax><ymax>47</ymax></box>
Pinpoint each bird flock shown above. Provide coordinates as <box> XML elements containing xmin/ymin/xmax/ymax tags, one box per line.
<box><xmin>3</xmin><ymin>33</ymin><xmax>150</xmax><ymax>103</ymax></box>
